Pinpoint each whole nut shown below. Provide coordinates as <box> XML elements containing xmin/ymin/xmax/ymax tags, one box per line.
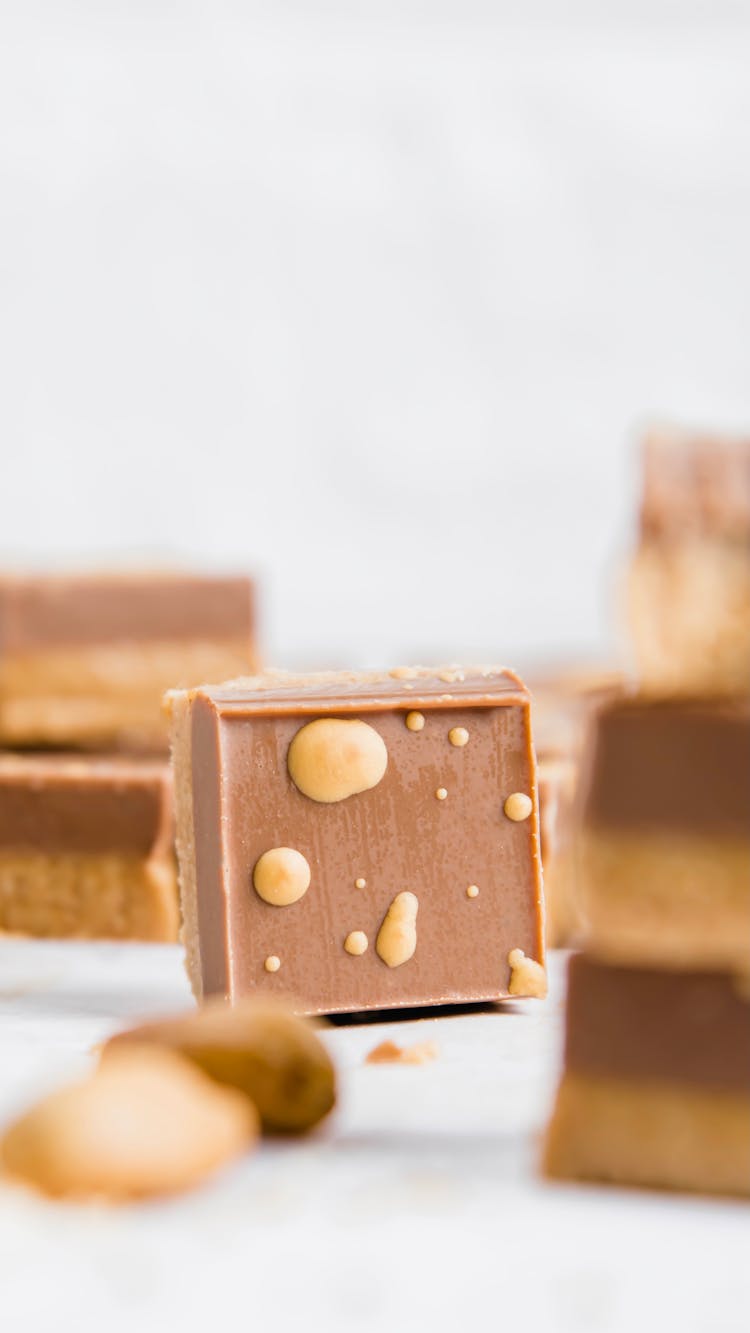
<box><xmin>0</xmin><ymin>1045</ymin><xmax>257</xmax><ymax>1200</ymax></box>
<box><xmin>104</xmin><ymin>997</ymin><xmax>337</xmax><ymax>1134</ymax></box>
<box><xmin>287</xmin><ymin>717</ymin><xmax>387</xmax><ymax>803</ymax></box>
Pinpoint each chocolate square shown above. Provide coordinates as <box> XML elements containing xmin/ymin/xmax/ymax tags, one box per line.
<box><xmin>171</xmin><ymin>668</ymin><xmax>544</xmax><ymax>1014</ymax></box>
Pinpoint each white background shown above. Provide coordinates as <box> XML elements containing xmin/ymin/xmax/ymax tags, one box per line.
<box><xmin>2</xmin><ymin>1</ymin><xmax>750</xmax><ymax>669</ymax></box>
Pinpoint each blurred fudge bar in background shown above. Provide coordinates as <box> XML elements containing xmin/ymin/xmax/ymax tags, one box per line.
<box><xmin>629</xmin><ymin>427</ymin><xmax>750</xmax><ymax>694</ymax></box>
<box><xmin>577</xmin><ymin>692</ymin><xmax>750</xmax><ymax>973</ymax></box>
<box><xmin>0</xmin><ymin>753</ymin><xmax>177</xmax><ymax>940</ymax></box>
<box><xmin>167</xmin><ymin>666</ymin><xmax>545</xmax><ymax>1014</ymax></box>
<box><xmin>528</xmin><ymin>664</ymin><xmax>625</xmax><ymax>947</ymax></box>
<box><xmin>536</xmin><ymin>755</ymin><xmax>581</xmax><ymax>949</ymax></box>
<box><xmin>544</xmin><ymin>955</ymin><xmax>750</xmax><ymax>1198</ymax></box>
<box><xmin>0</xmin><ymin>572</ymin><xmax>257</xmax><ymax>750</ymax></box>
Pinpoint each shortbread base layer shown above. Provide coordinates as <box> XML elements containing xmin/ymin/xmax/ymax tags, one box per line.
<box><xmin>543</xmin><ymin>1072</ymin><xmax>750</xmax><ymax>1197</ymax></box>
<box><xmin>544</xmin><ymin>849</ymin><xmax>583</xmax><ymax>949</ymax></box>
<box><xmin>0</xmin><ymin>638</ymin><xmax>256</xmax><ymax>749</ymax></box>
<box><xmin>628</xmin><ymin>537</ymin><xmax>750</xmax><ymax>694</ymax></box>
<box><xmin>579</xmin><ymin>829</ymin><xmax>750</xmax><ymax>972</ymax></box>
<box><xmin>0</xmin><ymin>851</ymin><xmax>179</xmax><ymax>941</ymax></box>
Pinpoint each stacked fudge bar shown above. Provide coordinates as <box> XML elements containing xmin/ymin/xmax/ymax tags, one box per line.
<box><xmin>167</xmin><ymin>667</ymin><xmax>546</xmax><ymax>1014</ymax></box>
<box><xmin>530</xmin><ymin>667</ymin><xmax>625</xmax><ymax>948</ymax></box>
<box><xmin>545</xmin><ymin>429</ymin><xmax>750</xmax><ymax>1197</ymax></box>
<box><xmin>0</xmin><ymin>573</ymin><xmax>257</xmax><ymax>941</ymax></box>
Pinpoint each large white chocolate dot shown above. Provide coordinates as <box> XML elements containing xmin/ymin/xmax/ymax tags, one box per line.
<box><xmin>287</xmin><ymin>718</ymin><xmax>388</xmax><ymax>803</ymax></box>
<box><xmin>253</xmin><ymin>848</ymin><xmax>311</xmax><ymax>906</ymax></box>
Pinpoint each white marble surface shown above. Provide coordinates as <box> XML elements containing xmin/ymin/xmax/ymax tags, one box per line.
<box><xmin>0</xmin><ymin>940</ymin><xmax>746</xmax><ymax>1333</ymax></box>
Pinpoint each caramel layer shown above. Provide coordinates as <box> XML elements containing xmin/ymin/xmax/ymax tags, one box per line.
<box><xmin>543</xmin><ymin>1072</ymin><xmax>750</xmax><ymax>1198</ymax></box>
<box><xmin>579</xmin><ymin>828</ymin><xmax>750</xmax><ymax>972</ymax></box>
<box><xmin>0</xmin><ymin>851</ymin><xmax>178</xmax><ymax>941</ymax></box>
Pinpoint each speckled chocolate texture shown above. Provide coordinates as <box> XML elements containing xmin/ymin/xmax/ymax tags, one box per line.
<box><xmin>171</xmin><ymin>668</ymin><xmax>544</xmax><ymax>1015</ymax></box>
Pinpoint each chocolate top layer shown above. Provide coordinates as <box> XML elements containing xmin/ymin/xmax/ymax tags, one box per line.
<box><xmin>640</xmin><ymin>428</ymin><xmax>750</xmax><ymax>541</ymax></box>
<box><xmin>566</xmin><ymin>954</ymin><xmax>750</xmax><ymax>1093</ymax></box>
<box><xmin>0</xmin><ymin>573</ymin><xmax>254</xmax><ymax>652</ymax></box>
<box><xmin>0</xmin><ymin>754</ymin><xmax>173</xmax><ymax>855</ymax></box>
<box><xmin>582</xmin><ymin>695</ymin><xmax>750</xmax><ymax>837</ymax></box>
<box><xmin>186</xmin><ymin>665</ymin><xmax>528</xmax><ymax>717</ymax></box>
<box><xmin>186</xmin><ymin>666</ymin><xmax>543</xmax><ymax>1012</ymax></box>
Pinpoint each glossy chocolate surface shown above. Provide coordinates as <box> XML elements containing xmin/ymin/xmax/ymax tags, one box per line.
<box><xmin>186</xmin><ymin>668</ymin><xmax>544</xmax><ymax>1013</ymax></box>
<box><xmin>0</xmin><ymin>573</ymin><xmax>254</xmax><ymax>651</ymax></box>
<box><xmin>566</xmin><ymin>954</ymin><xmax>750</xmax><ymax>1093</ymax></box>
<box><xmin>0</xmin><ymin>754</ymin><xmax>173</xmax><ymax>855</ymax></box>
<box><xmin>582</xmin><ymin>696</ymin><xmax>750</xmax><ymax>837</ymax></box>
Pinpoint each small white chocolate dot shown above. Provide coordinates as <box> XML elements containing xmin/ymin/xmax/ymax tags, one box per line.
<box><xmin>390</xmin><ymin>666</ymin><xmax>418</xmax><ymax>679</ymax></box>
<box><xmin>435</xmin><ymin>787</ymin><xmax>448</xmax><ymax>801</ymax></box>
<box><xmin>264</xmin><ymin>955</ymin><xmax>281</xmax><ymax>973</ymax></box>
<box><xmin>466</xmin><ymin>884</ymin><xmax>479</xmax><ymax>899</ymax></box>
<box><xmin>405</xmin><ymin>711</ymin><xmax>425</xmax><ymax>732</ymax></box>
<box><xmin>355</xmin><ymin>877</ymin><xmax>367</xmax><ymax>889</ymax></box>
<box><xmin>448</xmin><ymin>727</ymin><xmax>469</xmax><ymax>748</ymax></box>
<box><xmin>504</xmin><ymin>792</ymin><xmax>533</xmax><ymax>822</ymax></box>
<box><xmin>344</xmin><ymin>931</ymin><xmax>368</xmax><ymax>956</ymax></box>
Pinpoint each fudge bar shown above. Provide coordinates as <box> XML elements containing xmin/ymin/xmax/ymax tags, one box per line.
<box><xmin>168</xmin><ymin>667</ymin><xmax>545</xmax><ymax>1014</ymax></box>
<box><xmin>0</xmin><ymin>572</ymin><xmax>257</xmax><ymax>749</ymax></box>
<box><xmin>544</xmin><ymin>955</ymin><xmax>750</xmax><ymax>1197</ymax></box>
<box><xmin>577</xmin><ymin>694</ymin><xmax>750</xmax><ymax>971</ymax></box>
<box><xmin>528</xmin><ymin>665</ymin><xmax>626</xmax><ymax>759</ymax></box>
<box><xmin>0</xmin><ymin>754</ymin><xmax>178</xmax><ymax>940</ymax></box>
<box><xmin>628</xmin><ymin>427</ymin><xmax>750</xmax><ymax>694</ymax></box>
<box><xmin>537</xmin><ymin>755</ymin><xmax>581</xmax><ymax>948</ymax></box>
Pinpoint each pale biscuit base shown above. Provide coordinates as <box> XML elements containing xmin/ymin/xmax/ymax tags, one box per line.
<box><xmin>628</xmin><ymin>537</ymin><xmax>750</xmax><ymax>695</ymax></box>
<box><xmin>0</xmin><ymin>638</ymin><xmax>255</xmax><ymax>748</ymax></box>
<box><xmin>543</xmin><ymin>1072</ymin><xmax>750</xmax><ymax>1198</ymax></box>
<box><xmin>0</xmin><ymin>851</ymin><xmax>179</xmax><ymax>942</ymax></box>
<box><xmin>544</xmin><ymin>848</ymin><xmax>583</xmax><ymax>950</ymax></box>
<box><xmin>579</xmin><ymin>830</ymin><xmax>750</xmax><ymax>973</ymax></box>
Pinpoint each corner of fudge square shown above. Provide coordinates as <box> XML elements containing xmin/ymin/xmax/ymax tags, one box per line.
<box><xmin>167</xmin><ymin>667</ymin><xmax>545</xmax><ymax>1014</ymax></box>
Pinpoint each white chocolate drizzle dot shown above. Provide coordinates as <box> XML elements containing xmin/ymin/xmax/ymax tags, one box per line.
<box><xmin>344</xmin><ymin>931</ymin><xmax>368</xmax><ymax>956</ymax></box>
<box><xmin>448</xmin><ymin>727</ymin><xmax>469</xmax><ymax>748</ymax></box>
<box><xmin>504</xmin><ymin>792</ymin><xmax>533</xmax><ymax>821</ymax></box>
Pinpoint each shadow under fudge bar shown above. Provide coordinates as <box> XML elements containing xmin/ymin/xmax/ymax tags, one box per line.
<box><xmin>577</xmin><ymin>693</ymin><xmax>750</xmax><ymax>972</ymax></box>
<box><xmin>628</xmin><ymin>427</ymin><xmax>750</xmax><ymax>694</ymax></box>
<box><xmin>168</xmin><ymin>667</ymin><xmax>545</xmax><ymax>1014</ymax></box>
<box><xmin>0</xmin><ymin>572</ymin><xmax>257</xmax><ymax>749</ymax></box>
<box><xmin>0</xmin><ymin>753</ymin><xmax>178</xmax><ymax>940</ymax></box>
<box><xmin>544</xmin><ymin>955</ymin><xmax>750</xmax><ymax>1197</ymax></box>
